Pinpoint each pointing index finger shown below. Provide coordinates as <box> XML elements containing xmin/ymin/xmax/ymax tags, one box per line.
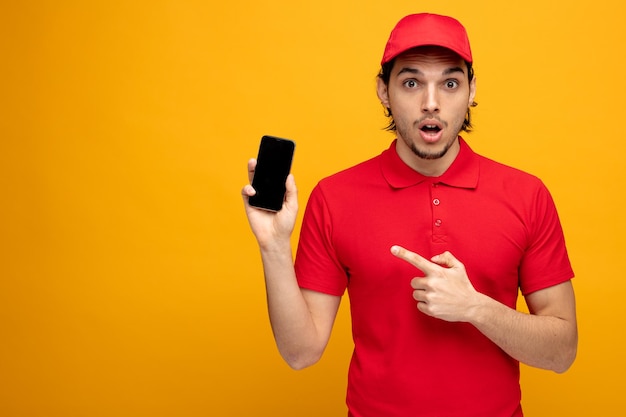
<box><xmin>390</xmin><ymin>245</ymin><xmax>436</xmax><ymax>274</ymax></box>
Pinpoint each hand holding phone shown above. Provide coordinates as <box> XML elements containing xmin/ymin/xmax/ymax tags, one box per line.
<box><xmin>249</xmin><ymin>135</ymin><xmax>295</xmax><ymax>212</ymax></box>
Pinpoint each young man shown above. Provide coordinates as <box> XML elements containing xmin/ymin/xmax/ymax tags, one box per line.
<box><xmin>242</xmin><ymin>13</ymin><xmax>577</xmax><ymax>417</ymax></box>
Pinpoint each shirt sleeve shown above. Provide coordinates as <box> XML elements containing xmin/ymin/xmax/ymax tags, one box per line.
<box><xmin>294</xmin><ymin>183</ymin><xmax>348</xmax><ymax>296</ymax></box>
<box><xmin>519</xmin><ymin>182</ymin><xmax>574</xmax><ymax>295</ymax></box>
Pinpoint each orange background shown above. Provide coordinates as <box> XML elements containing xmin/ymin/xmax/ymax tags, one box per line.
<box><xmin>1</xmin><ymin>1</ymin><xmax>624</xmax><ymax>415</ymax></box>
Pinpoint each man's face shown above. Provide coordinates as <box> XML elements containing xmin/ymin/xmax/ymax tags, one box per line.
<box><xmin>377</xmin><ymin>46</ymin><xmax>476</xmax><ymax>172</ymax></box>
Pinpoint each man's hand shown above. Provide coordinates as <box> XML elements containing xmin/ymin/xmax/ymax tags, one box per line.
<box><xmin>242</xmin><ymin>158</ymin><xmax>298</xmax><ymax>249</ymax></box>
<box><xmin>390</xmin><ymin>245</ymin><xmax>485</xmax><ymax>322</ymax></box>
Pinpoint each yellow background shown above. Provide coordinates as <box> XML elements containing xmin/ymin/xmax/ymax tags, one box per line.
<box><xmin>1</xmin><ymin>1</ymin><xmax>624</xmax><ymax>415</ymax></box>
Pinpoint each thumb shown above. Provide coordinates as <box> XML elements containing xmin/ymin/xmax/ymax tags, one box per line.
<box><xmin>431</xmin><ymin>251</ymin><xmax>462</xmax><ymax>269</ymax></box>
<box><xmin>283</xmin><ymin>174</ymin><xmax>298</xmax><ymax>209</ymax></box>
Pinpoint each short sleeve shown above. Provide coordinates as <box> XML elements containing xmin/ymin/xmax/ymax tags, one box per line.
<box><xmin>519</xmin><ymin>182</ymin><xmax>574</xmax><ymax>295</ymax></box>
<box><xmin>294</xmin><ymin>183</ymin><xmax>348</xmax><ymax>296</ymax></box>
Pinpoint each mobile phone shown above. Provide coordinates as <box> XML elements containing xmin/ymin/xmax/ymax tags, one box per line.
<box><xmin>249</xmin><ymin>135</ymin><xmax>295</xmax><ymax>212</ymax></box>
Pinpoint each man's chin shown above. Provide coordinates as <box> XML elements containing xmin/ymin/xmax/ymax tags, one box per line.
<box><xmin>410</xmin><ymin>143</ymin><xmax>450</xmax><ymax>160</ymax></box>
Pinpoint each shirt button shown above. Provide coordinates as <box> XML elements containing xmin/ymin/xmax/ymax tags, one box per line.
<box><xmin>433</xmin><ymin>198</ymin><xmax>440</xmax><ymax>206</ymax></box>
<box><xmin>435</xmin><ymin>219</ymin><xmax>442</xmax><ymax>227</ymax></box>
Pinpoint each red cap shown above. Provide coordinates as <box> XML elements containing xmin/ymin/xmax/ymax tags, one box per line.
<box><xmin>381</xmin><ymin>13</ymin><xmax>472</xmax><ymax>65</ymax></box>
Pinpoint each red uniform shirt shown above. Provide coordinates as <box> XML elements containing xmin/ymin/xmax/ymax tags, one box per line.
<box><xmin>295</xmin><ymin>138</ymin><xmax>574</xmax><ymax>417</ymax></box>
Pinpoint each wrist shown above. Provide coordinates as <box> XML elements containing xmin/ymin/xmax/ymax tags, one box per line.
<box><xmin>466</xmin><ymin>292</ymin><xmax>496</xmax><ymax>326</ymax></box>
<box><xmin>259</xmin><ymin>237</ymin><xmax>293</xmax><ymax>257</ymax></box>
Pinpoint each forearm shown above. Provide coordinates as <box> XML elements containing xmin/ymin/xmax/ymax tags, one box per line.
<box><xmin>469</xmin><ymin>293</ymin><xmax>577</xmax><ymax>373</ymax></box>
<box><xmin>259</xmin><ymin>240</ymin><xmax>330</xmax><ymax>369</ymax></box>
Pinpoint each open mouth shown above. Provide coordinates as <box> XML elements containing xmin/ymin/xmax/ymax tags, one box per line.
<box><xmin>420</xmin><ymin>124</ymin><xmax>442</xmax><ymax>134</ymax></box>
<box><xmin>417</xmin><ymin>120</ymin><xmax>444</xmax><ymax>143</ymax></box>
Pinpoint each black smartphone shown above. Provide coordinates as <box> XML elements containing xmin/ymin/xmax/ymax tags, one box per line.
<box><xmin>249</xmin><ymin>135</ymin><xmax>295</xmax><ymax>212</ymax></box>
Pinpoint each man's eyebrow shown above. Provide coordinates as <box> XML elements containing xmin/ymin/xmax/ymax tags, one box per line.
<box><xmin>443</xmin><ymin>66</ymin><xmax>466</xmax><ymax>76</ymax></box>
<box><xmin>396</xmin><ymin>67</ymin><xmax>421</xmax><ymax>77</ymax></box>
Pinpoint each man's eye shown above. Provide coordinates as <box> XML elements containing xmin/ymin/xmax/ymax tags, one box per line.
<box><xmin>445</xmin><ymin>80</ymin><xmax>459</xmax><ymax>89</ymax></box>
<box><xmin>404</xmin><ymin>80</ymin><xmax>417</xmax><ymax>88</ymax></box>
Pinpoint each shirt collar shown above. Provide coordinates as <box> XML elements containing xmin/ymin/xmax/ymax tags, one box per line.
<box><xmin>380</xmin><ymin>137</ymin><xmax>479</xmax><ymax>189</ymax></box>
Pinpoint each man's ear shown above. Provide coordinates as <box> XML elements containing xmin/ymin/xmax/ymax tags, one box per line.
<box><xmin>377</xmin><ymin>77</ymin><xmax>390</xmax><ymax>108</ymax></box>
<box><xmin>468</xmin><ymin>76</ymin><xmax>477</xmax><ymax>107</ymax></box>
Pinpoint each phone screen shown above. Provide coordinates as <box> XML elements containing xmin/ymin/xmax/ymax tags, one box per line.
<box><xmin>249</xmin><ymin>135</ymin><xmax>295</xmax><ymax>212</ymax></box>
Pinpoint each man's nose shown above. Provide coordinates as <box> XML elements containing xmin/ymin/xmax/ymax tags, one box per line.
<box><xmin>421</xmin><ymin>85</ymin><xmax>440</xmax><ymax>113</ymax></box>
